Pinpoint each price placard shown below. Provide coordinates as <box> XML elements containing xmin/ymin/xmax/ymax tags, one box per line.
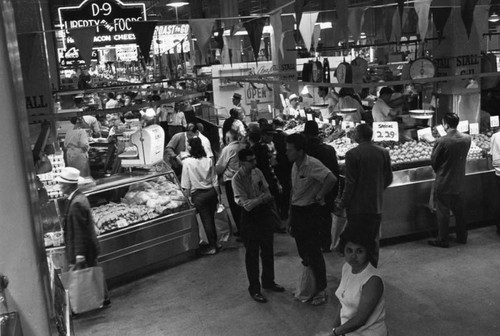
<box><xmin>435</xmin><ymin>125</ymin><xmax>447</xmax><ymax>136</ymax></box>
<box><xmin>417</xmin><ymin>127</ymin><xmax>433</xmax><ymax>140</ymax></box>
<box><xmin>373</xmin><ymin>122</ymin><xmax>399</xmax><ymax>142</ymax></box>
<box><xmin>469</xmin><ymin>123</ymin><xmax>479</xmax><ymax>135</ymax></box>
<box><xmin>306</xmin><ymin>114</ymin><xmax>313</xmax><ymax>121</ymax></box>
<box><xmin>491</xmin><ymin>116</ymin><xmax>499</xmax><ymax>128</ymax></box>
<box><xmin>457</xmin><ymin>120</ymin><xmax>469</xmax><ymax>133</ymax></box>
<box><xmin>341</xmin><ymin>121</ymin><xmax>355</xmax><ymax>130</ymax></box>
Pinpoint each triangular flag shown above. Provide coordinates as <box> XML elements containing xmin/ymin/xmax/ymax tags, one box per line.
<box><xmin>189</xmin><ymin>19</ymin><xmax>216</xmax><ymax>64</ymax></box>
<box><xmin>361</xmin><ymin>8</ymin><xmax>374</xmax><ymax>37</ymax></box>
<box><xmin>130</xmin><ymin>21</ymin><xmax>157</xmax><ymax>63</ymax></box>
<box><xmin>215</xmin><ymin>25</ymin><xmax>224</xmax><ymax>50</ymax></box>
<box><xmin>414</xmin><ymin>0</ymin><xmax>432</xmax><ymax>42</ymax></box>
<box><xmin>313</xmin><ymin>24</ymin><xmax>321</xmax><ymax>51</ymax></box>
<box><xmin>392</xmin><ymin>9</ymin><xmax>402</xmax><ymax>42</ymax></box>
<box><xmin>397</xmin><ymin>0</ymin><xmax>405</xmax><ymax>27</ymax></box>
<box><xmin>431</xmin><ymin>8</ymin><xmax>452</xmax><ymax>41</ymax></box>
<box><xmin>299</xmin><ymin>12</ymin><xmax>319</xmax><ymax>51</ymax></box>
<box><xmin>295</xmin><ymin>0</ymin><xmax>312</xmax><ymax>29</ymax></box>
<box><xmin>243</xmin><ymin>17</ymin><xmax>266</xmax><ymax>64</ymax></box>
<box><xmin>348</xmin><ymin>7</ymin><xmax>364</xmax><ymax>40</ymax></box>
<box><xmin>270</xmin><ymin>9</ymin><xmax>283</xmax><ymax>57</ymax></box>
<box><xmin>68</xmin><ymin>26</ymin><xmax>97</xmax><ymax>67</ymax></box>
<box><xmin>384</xmin><ymin>6</ymin><xmax>396</xmax><ymax>43</ymax></box>
<box><xmin>474</xmin><ymin>4</ymin><xmax>490</xmax><ymax>45</ymax></box>
<box><xmin>403</xmin><ymin>7</ymin><xmax>418</xmax><ymax>35</ymax></box>
<box><xmin>17</xmin><ymin>33</ymin><xmax>37</xmax><ymax>76</ymax></box>
<box><xmin>336</xmin><ymin>0</ymin><xmax>349</xmax><ymax>42</ymax></box>
<box><xmin>462</xmin><ymin>0</ymin><xmax>479</xmax><ymax>38</ymax></box>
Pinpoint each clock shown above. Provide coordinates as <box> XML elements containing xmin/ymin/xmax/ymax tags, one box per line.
<box><xmin>409</xmin><ymin>58</ymin><xmax>436</xmax><ymax>80</ymax></box>
<box><xmin>335</xmin><ymin>62</ymin><xmax>352</xmax><ymax>84</ymax></box>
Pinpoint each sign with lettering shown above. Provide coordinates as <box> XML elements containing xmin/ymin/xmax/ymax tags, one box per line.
<box><xmin>436</xmin><ymin>125</ymin><xmax>447</xmax><ymax>136</ymax></box>
<box><xmin>469</xmin><ymin>123</ymin><xmax>479</xmax><ymax>135</ymax></box>
<box><xmin>58</xmin><ymin>0</ymin><xmax>146</xmax><ymax>49</ymax></box>
<box><xmin>243</xmin><ymin>65</ymin><xmax>276</xmax><ymax>104</ymax></box>
<box><xmin>58</xmin><ymin>47</ymin><xmax>99</xmax><ymax>67</ymax></box>
<box><xmin>373</xmin><ymin>122</ymin><xmax>399</xmax><ymax>142</ymax></box>
<box><xmin>152</xmin><ymin>24</ymin><xmax>191</xmax><ymax>54</ymax></box>
<box><xmin>116</xmin><ymin>44</ymin><xmax>138</xmax><ymax>62</ymax></box>
<box><xmin>491</xmin><ymin>115</ymin><xmax>499</xmax><ymax>128</ymax></box>
<box><xmin>417</xmin><ymin>127</ymin><xmax>433</xmax><ymax>141</ymax></box>
<box><xmin>457</xmin><ymin>120</ymin><xmax>469</xmax><ymax>133</ymax></box>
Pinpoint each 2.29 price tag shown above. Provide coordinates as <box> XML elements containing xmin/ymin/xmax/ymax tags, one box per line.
<box><xmin>373</xmin><ymin>122</ymin><xmax>399</xmax><ymax>142</ymax></box>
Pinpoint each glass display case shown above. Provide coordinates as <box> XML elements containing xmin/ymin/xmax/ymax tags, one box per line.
<box><xmin>45</xmin><ymin>166</ymin><xmax>198</xmax><ymax>286</ymax></box>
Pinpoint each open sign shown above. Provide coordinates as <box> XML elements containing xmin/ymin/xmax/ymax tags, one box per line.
<box><xmin>245</xmin><ymin>84</ymin><xmax>272</xmax><ymax>104</ymax></box>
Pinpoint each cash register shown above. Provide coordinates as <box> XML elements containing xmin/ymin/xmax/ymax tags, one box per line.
<box><xmin>118</xmin><ymin>124</ymin><xmax>165</xmax><ymax>168</ymax></box>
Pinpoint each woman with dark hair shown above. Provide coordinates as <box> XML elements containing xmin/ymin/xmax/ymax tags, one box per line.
<box><xmin>181</xmin><ymin>137</ymin><xmax>221</xmax><ymax>255</ymax></box>
<box><xmin>324</xmin><ymin>229</ymin><xmax>387</xmax><ymax>336</ymax></box>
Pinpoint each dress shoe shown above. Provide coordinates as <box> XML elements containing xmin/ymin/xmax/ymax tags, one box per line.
<box><xmin>263</xmin><ymin>283</ymin><xmax>285</xmax><ymax>292</ymax></box>
<box><xmin>428</xmin><ymin>239</ymin><xmax>449</xmax><ymax>248</ymax></box>
<box><xmin>250</xmin><ymin>292</ymin><xmax>267</xmax><ymax>303</ymax></box>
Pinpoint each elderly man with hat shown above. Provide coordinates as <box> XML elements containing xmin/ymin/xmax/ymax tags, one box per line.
<box><xmin>56</xmin><ymin>167</ymin><xmax>100</xmax><ymax>269</ymax></box>
<box><xmin>232</xmin><ymin>92</ymin><xmax>247</xmax><ymax>116</ymax></box>
<box><xmin>286</xmin><ymin>94</ymin><xmax>305</xmax><ymax>119</ymax></box>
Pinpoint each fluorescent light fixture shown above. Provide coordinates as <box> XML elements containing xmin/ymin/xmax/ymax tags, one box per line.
<box><xmin>489</xmin><ymin>12</ymin><xmax>500</xmax><ymax>22</ymax></box>
<box><xmin>167</xmin><ymin>1</ymin><xmax>189</xmax><ymax>8</ymax></box>
<box><xmin>317</xmin><ymin>22</ymin><xmax>332</xmax><ymax>29</ymax></box>
<box><xmin>234</xmin><ymin>30</ymin><xmax>248</xmax><ymax>36</ymax></box>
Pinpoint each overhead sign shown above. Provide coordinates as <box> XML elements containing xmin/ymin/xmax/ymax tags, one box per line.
<box><xmin>58</xmin><ymin>0</ymin><xmax>146</xmax><ymax>49</ymax></box>
<box><xmin>58</xmin><ymin>47</ymin><xmax>99</xmax><ymax>67</ymax></box>
<box><xmin>373</xmin><ymin>122</ymin><xmax>399</xmax><ymax>142</ymax></box>
<box><xmin>152</xmin><ymin>24</ymin><xmax>191</xmax><ymax>54</ymax></box>
<box><xmin>116</xmin><ymin>44</ymin><xmax>138</xmax><ymax>62</ymax></box>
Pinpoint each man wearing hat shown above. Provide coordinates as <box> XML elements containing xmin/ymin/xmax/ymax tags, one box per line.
<box><xmin>286</xmin><ymin>94</ymin><xmax>305</xmax><ymax>119</ymax></box>
<box><xmin>232</xmin><ymin>92</ymin><xmax>247</xmax><ymax>117</ymax></box>
<box><xmin>56</xmin><ymin>167</ymin><xmax>100</xmax><ymax>269</ymax></box>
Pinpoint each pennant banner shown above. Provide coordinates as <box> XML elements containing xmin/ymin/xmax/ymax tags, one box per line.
<box><xmin>392</xmin><ymin>9</ymin><xmax>402</xmax><ymax>43</ymax></box>
<box><xmin>17</xmin><ymin>33</ymin><xmax>37</xmax><ymax>77</ymax></box>
<box><xmin>68</xmin><ymin>26</ymin><xmax>97</xmax><ymax>67</ymax></box>
<box><xmin>189</xmin><ymin>19</ymin><xmax>216</xmax><ymax>65</ymax></box>
<box><xmin>414</xmin><ymin>0</ymin><xmax>432</xmax><ymax>41</ymax></box>
<box><xmin>243</xmin><ymin>17</ymin><xmax>267</xmax><ymax>63</ymax></box>
<box><xmin>299</xmin><ymin>12</ymin><xmax>319</xmax><ymax>51</ymax></box>
<box><xmin>431</xmin><ymin>7</ymin><xmax>452</xmax><ymax>41</ymax></box>
<box><xmin>348</xmin><ymin>7</ymin><xmax>364</xmax><ymax>40</ymax></box>
<box><xmin>313</xmin><ymin>24</ymin><xmax>321</xmax><ymax>51</ymax></box>
<box><xmin>130</xmin><ymin>21</ymin><xmax>157</xmax><ymax>63</ymax></box>
<box><xmin>294</xmin><ymin>0</ymin><xmax>312</xmax><ymax>29</ymax></box>
<box><xmin>335</xmin><ymin>0</ymin><xmax>349</xmax><ymax>43</ymax></box>
<box><xmin>462</xmin><ymin>0</ymin><xmax>479</xmax><ymax>38</ymax></box>
<box><xmin>384</xmin><ymin>6</ymin><xmax>397</xmax><ymax>42</ymax></box>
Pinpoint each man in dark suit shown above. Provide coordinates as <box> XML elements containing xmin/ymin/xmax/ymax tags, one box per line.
<box><xmin>303</xmin><ymin>121</ymin><xmax>339</xmax><ymax>252</ymax></box>
<box><xmin>56</xmin><ymin>167</ymin><xmax>100</xmax><ymax>268</ymax></box>
<box><xmin>428</xmin><ymin>112</ymin><xmax>471</xmax><ymax>248</ymax></box>
<box><xmin>338</xmin><ymin>124</ymin><xmax>393</xmax><ymax>267</ymax></box>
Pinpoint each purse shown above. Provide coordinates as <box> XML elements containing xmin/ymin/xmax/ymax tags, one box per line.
<box><xmin>294</xmin><ymin>265</ymin><xmax>317</xmax><ymax>303</ymax></box>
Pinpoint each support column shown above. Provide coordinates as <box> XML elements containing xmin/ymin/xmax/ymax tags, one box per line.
<box><xmin>0</xmin><ymin>1</ymin><xmax>52</xmax><ymax>335</ymax></box>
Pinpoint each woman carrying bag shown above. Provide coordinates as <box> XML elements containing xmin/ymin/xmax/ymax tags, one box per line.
<box><xmin>181</xmin><ymin>137</ymin><xmax>221</xmax><ymax>255</ymax></box>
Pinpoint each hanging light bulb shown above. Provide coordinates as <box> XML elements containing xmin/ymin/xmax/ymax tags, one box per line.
<box><xmin>489</xmin><ymin>12</ymin><xmax>500</xmax><ymax>23</ymax></box>
<box><xmin>360</xmin><ymin>32</ymin><xmax>367</xmax><ymax>39</ymax></box>
<box><xmin>166</xmin><ymin>1</ymin><xmax>189</xmax><ymax>8</ymax></box>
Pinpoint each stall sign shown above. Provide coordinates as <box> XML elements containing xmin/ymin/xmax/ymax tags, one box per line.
<box><xmin>469</xmin><ymin>123</ymin><xmax>479</xmax><ymax>135</ymax></box>
<box><xmin>373</xmin><ymin>122</ymin><xmax>398</xmax><ymax>142</ymax></box>
<box><xmin>435</xmin><ymin>125</ymin><xmax>447</xmax><ymax>136</ymax></box>
<box><xmin>490</xmin><ymin>116</ymin><xmax>499</xmax><ymax>128</ymax></box>
<box><xmin>116</xmin><ymin>44</ymin><xmax>138</xmax><ymax>62</ymax></box>
<box><xmin>58</xmin><ymin>47</ymin><xmax>99</xmax><ymax>67</ymax></box>
<box><xmin>152</xmin><ymin>24</ymin><xmax>190</xmax><ymax>54</ymax></box>
<box><xmin>457</xmin><ymin>120</ymin><xmax>469</xmax><ymax>133</ymax></box>
<box><xmin>306</xmin><ymin>114</ymin><xmax>313</xmax><ymax>121</ymax></box>
<box><xmin>58</xmin><ymin>0</ymin><xmax>146</xmax><ymax>49</ymax></box>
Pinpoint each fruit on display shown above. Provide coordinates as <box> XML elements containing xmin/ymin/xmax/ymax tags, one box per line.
<box><xmin>92</xmin><ymin>176</ymin><xmax>188</xmax><ymax>235</ymax></box>
<box><xmin>385</xmin><ymin>140</ymin><xmax>433</xmax><ymax>165</ymax></box>
<box><xmin>327</xmin><ymin>137</ymin><xmax>357</xmax><ymax>158</ymax></box>
<box><xmin>471</xmin><ymin>133</ymin><xmax>491</xmax><ymax>152</ymax></box>
<box><xmin>467</xmin><ymin>145</ymin><xmax>483</xmax><ymax>160</ymax></box>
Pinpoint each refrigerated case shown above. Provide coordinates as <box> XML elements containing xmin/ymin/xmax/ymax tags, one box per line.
<box><xmin>46</xmin><ymin>166</ymin><xmax>198</xmax><ymax>287</ymax></box>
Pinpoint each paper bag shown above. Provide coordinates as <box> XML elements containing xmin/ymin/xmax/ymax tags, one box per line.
<box><xmin>294</xmin><ymin>265</ymin><xmax>316</xmax><ymax>303</ymax></box>
<box><xmin>331</xmin><ymin>213</ymin><xmax>347</xmax><ymax>250</ymax></box>
<box><xmin>215</xmin><ymin>204</ymin><xmax>230</xmax><ymax>243</ymax></box>
<box><xmin>60</xmin><ymin>267</ymin><xmax>105</xmax><ymax>314</ymax></box>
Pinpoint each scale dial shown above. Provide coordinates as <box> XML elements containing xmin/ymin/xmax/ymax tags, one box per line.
<box><xmin>336</xmin><ymin>62</ymin><xmax>351</xmax><ymax>84</ymax></box>
<box><xmin>410</xmin><ymin>58</ymin><xmax>436</xmax><ymax>80</ymax></box>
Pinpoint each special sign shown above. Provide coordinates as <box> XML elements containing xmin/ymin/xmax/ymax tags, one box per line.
<box><xmin>58</xmin><ymin>0</ymin><xmax>146</xmax><ymax>48</ymax></box>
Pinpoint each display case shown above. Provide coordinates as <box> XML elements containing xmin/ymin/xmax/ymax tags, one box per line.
<box><xmin>46</xmin><ymin>166</ymin><xmax>198</xmax><ymax>287</ymax></box>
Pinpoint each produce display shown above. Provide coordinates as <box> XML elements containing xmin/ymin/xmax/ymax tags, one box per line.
<box><xmin>92</xmin><ymin>176</ymin><xmax>188</xmax><ymax>235</ymax></box>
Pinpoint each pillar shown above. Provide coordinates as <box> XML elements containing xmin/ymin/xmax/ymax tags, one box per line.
<box><xmin>0</xmin><ymin>1</ymin><xmax>52</xmax><ymax>335</ymax></box>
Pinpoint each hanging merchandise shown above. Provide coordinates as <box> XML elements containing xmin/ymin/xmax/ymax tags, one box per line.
<box><xmin>351</xmin><ymin>57</ymin><xmax>368</xmax><ymax>84</ymax></box>
<box><xmin>481</xmin><ymin>53</ymin><xmax>499</xmax><ymax>90</ymax></box>
<box><xmin>323</xmin><ymin>58</ymin><xmax>331</xmax><ymax>83</ymax></box>
<box><xmin>302</xmin><ymin>61</ymin><xmax>313</xmax><ymax>82</ymax></box>
<box><xmin>335</xmin><ymin>60</ymin><xmax>352</xmax><ymax>84</ymax></box>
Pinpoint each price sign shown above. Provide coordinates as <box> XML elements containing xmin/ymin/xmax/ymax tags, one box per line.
<box><xmin>457</xmin><ymin>120</ymin><xmax>469</xmax><ymax>133</ymax></box>
<box><xmin>491</xmin><ymin>115</ymin><xmax>499</xmax><ymax>128</ymax></box>
<box><xmin>341</xmin><ymin>121</ymin><xmax>355</xmax><ymax>130</ymax></box>
<box><xmin>373</xmin><ymin>122</ymin><xmax>399</xmax><ymax>142</ymax></box>
<box><xmin>361</xmin><ymin>120</ymin><xmax>366</xmax><ymax>124</ymax></box>
<box><xmin>417</xmin><ymin>127</ymin><xmax>432</xmax><ymax>141</ymax></box>
<box><xmin>330</xmin><ymin>119</ymin><xmax>336</xmax><ymax>125</ymax></box>
<box><xmin>469</xmin><ymin>123</ymin><xmax>479</xmax><ymax>135</ymax></box>
<box><xmin>435</xmin><ymin>125</ymin><xmax>447</xmax><ymax>136</ymax></box>
<box><xmin>306</xmin><ymin>114</ymin><xmax>313</xmax><ymax>121</ymax></box>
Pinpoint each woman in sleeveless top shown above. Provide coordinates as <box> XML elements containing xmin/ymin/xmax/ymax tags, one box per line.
<box><xmin>325</xmin><ymin>229</ymin><xmax>388</xmax><ymax>336</ymax></box>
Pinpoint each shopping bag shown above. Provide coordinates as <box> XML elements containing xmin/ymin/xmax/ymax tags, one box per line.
<box><xmin>215</xmin><ymin>204</ymin><xmax>230</xmax><ymax>243</ymax></box>
<box><xmin>59</xmin><ymin>267</ymin><xmax>105</xmax><ymax>314</ymax></box>
<box><xmin>330</xmin><ymin>212</ymin><xmax>347</xmax><ymax>251</ymax></box>
<box><xmin>294</xmin><ymin>265</ymin><xmax>316</xmax><ymax>303</ymax></box>
<box><xmin>0</xmin><ymin>312</ymin><xmax>23</xmax><ymax>336</ymax></box>
<box><xmin>196</xmin><ymin>213</ymin><xmax>209</xmax><ymax>245</ymax></box>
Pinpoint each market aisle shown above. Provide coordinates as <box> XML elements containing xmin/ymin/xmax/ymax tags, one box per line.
<box><xmin>73</xmin><ymin>226</ymin><xmax>500</xmax><ymax>336</ymax></box>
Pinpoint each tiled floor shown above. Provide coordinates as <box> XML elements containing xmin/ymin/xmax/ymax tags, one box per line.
<box><xmin>73</xmin><ymin>226</ymin><xmax>500</xmax><ymax>336</ymax></box>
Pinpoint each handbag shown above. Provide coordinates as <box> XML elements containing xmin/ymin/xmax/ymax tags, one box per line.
<box><xmin>294</xmin><ymin>265</ymin><xmax>317</xmax><ymax>303</ymax></box>
<box><xmin>214</xmin><ymin>203</ymin><xmax>230</xmax><ymax>243</ymax></box>
<box><xmin>59</xmin><ymin>266</ymin><xmax>105</xmax><ymax>314</ymax></box>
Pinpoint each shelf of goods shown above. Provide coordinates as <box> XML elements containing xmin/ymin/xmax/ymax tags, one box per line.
<box><xmin>328</xmin><ymin>131</ymin><xmax>499</xmax><ymax>240</ymax></box>
<box><xmin>46</xmin><ymin>167</ymin><xmax>198</xmax><ymax>287</ymax></box>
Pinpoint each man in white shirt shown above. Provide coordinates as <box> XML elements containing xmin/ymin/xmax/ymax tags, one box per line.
<box><xmin>232</xmin><ymin>93</ymin><xmax>247</xmax><ymax>118</ymax></box>
<box><xmin>105</xmin><ymin>92</ymin><xmax>119</xmax><ymax>109</ymax></box>
<box><xmin>286</xmin><ymin>94</ymin><xmax>305</xmax><ymax>119</ymax></box>
<box><xmin>372</xmin><ymin>87</ymin><xmax>397</xmax><ymax>122</ymax></box>
<box><xmin>490</xmin><ymin>129</ymin><xmax>500</xmax><ymax>235</ymax></box>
